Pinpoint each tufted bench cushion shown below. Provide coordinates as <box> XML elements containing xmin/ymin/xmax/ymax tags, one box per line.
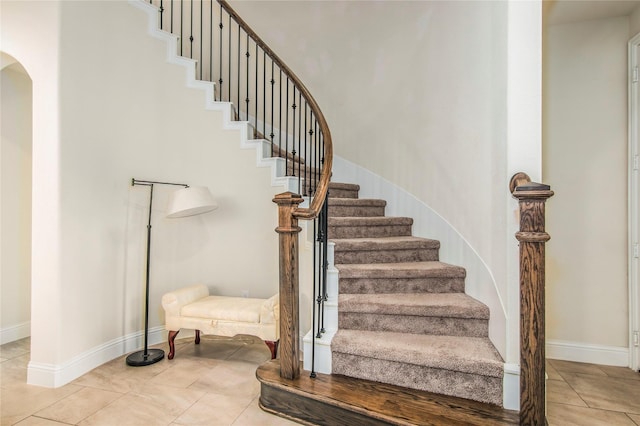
<box><xmin>182</xmin><ymin>296</ymin><xmax>264</xmax><ymax>323</ymax></box>
<box><xmin>162</xmin><ymin>284</ymin><xmax>279</xmax><ymax>360</ymax></box>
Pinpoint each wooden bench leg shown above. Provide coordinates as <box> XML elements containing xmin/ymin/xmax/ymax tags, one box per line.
<box><xmin>265</xmin><ymin>340</ymin><xmax>279</xmax><ymax>359</ymax></box>
<box><xmin>168</xmin><ymin>330</ymin><xmax>180</xmax><ymax>360</ymax></box>
<box><xmin>169</xmin><ymin>330</ymin><xmax>202</xmax><ymax>360</ymax></box>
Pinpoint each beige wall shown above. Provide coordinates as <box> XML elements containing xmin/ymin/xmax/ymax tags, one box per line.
<box><xmin>1</xmin><ymin>62</ymin><xmax>32</xmax><ymax>343</ymax></box>
<box><xmin>1</xmin><ymin>0</ymin><xmax>64</xmax><ymax>368</ymax></box>
<box><xmin>544</xmin><ymin>16</ymin><xmax>629</xmax><ymax>349</ymax></box>
<box><xmin>2</xmin><ymin>0</ymin><xmax>283</xmax><ymax>384</ymax></box>
<box><xmin>228</xmin><ymin>2</ymin><xmax>510</xmax><ymax>288</ymax></box>
<box><xmin>57</xmin><ymin>0</ymin><xmax>284</xmax><ymax>363</ymax></box>
<box><xmin>630</xmin><ymin>4</ymin><xmax>640</xmax><ymax>36</ymax></box>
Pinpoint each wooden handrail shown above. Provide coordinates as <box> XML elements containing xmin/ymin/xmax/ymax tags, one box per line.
<box><xmin>509</xmin><ymin>172</ymin><xmax>554</xmax><ymax>425</ymax></box>
<box><xmin>218</xmin><ymin>0</ymin><xmax>333</xmax><ymax>220</ymax></box>
<box><xmin>217</xmin><ymin>0</ymin><xmax>332</xmax><ymax>381</ymax></box>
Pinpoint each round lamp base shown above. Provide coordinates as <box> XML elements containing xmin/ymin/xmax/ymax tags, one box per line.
<box><xmin>125</xmin><ymin>348</ymin><xmax>164</xmax><ymax>367</ymax></box>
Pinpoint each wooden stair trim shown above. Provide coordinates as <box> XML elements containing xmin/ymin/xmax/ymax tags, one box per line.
<box><xmin>257</xmin><ymin>360</ymin><xmax>519</xmax><ymax>425</ymax></box>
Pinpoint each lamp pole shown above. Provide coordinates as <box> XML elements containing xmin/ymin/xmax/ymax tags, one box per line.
<box><xmin>127</xmin><ymin>179</ymin><xmax>188</xmax><ymax>367</ymax></box>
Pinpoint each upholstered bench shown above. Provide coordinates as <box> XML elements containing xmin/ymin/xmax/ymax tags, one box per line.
<box><xmin>161</xmin><ymin>284</ymin><xmax>279</xmax><ymax>360</ymax></box>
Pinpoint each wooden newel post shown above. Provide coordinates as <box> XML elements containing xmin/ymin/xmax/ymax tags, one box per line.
<box><xmin>510</xmin><ymin>172</ymin><xmax>554</xmax><ymax>426</ymax></box>
<box><xmin>273</xmin><ymin>192</ymin><xmax>303</xmax><ymax>380</ymax></box>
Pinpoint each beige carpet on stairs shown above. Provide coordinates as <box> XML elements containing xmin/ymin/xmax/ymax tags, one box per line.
<box><xmin>327</xmin><ymin>181</ymin><xmax>504</xmax><ymax>406</ymax></box>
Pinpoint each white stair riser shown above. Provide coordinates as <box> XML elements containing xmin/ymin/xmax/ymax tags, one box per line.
<box><xmin>303</xmin><ymin>329</ymin><xmax>335</xmax><ymax>374</ymax></box>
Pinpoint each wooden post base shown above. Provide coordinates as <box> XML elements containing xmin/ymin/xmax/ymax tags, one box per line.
<box><xmin>167</xmin><ymin>329</ymin><xmax>201</xmax><ymax>360</ymax></box>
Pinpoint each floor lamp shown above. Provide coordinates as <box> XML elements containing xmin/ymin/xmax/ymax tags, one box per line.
<box><xmin>126</xmin><ymin>178</ymin><xmax>218</xmax><ymax>367</ymax></box>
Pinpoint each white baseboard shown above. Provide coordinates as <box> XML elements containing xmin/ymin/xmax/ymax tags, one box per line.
<box><xmin>502</xmin><ymin>341</ymin><xmax>628</xmax><ymax>411</ymax></box>
<box><xmin>27</xmin><ymin>326</ymin><xmax>166</xmax><ymax>388</ymax></box>
<box><xmin>547</xmin><ymin>339</ymin><xmax>629</xmax><ymax>367</ymax></box>
<box><xmin>0</xmin><ymin>321</ymin><xmax>31</xmax><ymax>345</ymax></box>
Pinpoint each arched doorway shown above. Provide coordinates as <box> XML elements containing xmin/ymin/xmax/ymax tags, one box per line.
<box><xmin>1</xmin><ymin>52</ymin><xmax>33</xmax><ymax>346</ymax></box>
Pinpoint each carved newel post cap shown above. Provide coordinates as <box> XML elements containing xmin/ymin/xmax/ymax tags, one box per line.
<box><xmin>514</xmin><ymin>182</ymin><xmax>551</xmax><ymax>192</ymax></box>
<box><xmin>510</xmin><ymin>173</ymin><xmax>554</xmax><ymax>200</ymax></box>
<box><xmin>509</xmin><ymin>172</ymin><xmax>531</xmax><ymax>194</ymax></box>
<box><xmin>273</xmin><ymin>191</ymin><xmax>304</xmax><ymax>205</ymax></box>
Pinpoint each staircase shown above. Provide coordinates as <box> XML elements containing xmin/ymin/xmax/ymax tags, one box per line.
<box><xmin>131</xmin><ymin>0</ymin><xmax>519</xmax><ymax>422</ymax></box>
<box><xmin>327</xmin><ymin>182</ymin><xmax>504</xmax><ymax>406</ymax></box>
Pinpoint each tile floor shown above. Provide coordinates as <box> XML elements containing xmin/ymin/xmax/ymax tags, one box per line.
<box><xmin>2</xmin><ymin>337</ymin><xmax>640</xmax><ymax>425</ymax></box>
<box><xmin>546</xmin><ymin>358</ymin><xmax>640</xmax><ymax>425</ymax></box>
<box><xmin>0</xmin><ymin>336</ymin><xmax>297</xmax><ymax>425</ymax></box>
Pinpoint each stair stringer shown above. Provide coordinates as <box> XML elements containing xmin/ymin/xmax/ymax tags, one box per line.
<box><xmin>129</xmin><ymin>0</ymin><xmax>306</xmax><ymax>197</ymax></box>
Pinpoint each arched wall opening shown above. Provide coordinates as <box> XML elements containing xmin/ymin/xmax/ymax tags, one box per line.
<box><xmin>0</xmin><ymin>52</ymin><xmax>33</xmax><ymax>346</ymax></box>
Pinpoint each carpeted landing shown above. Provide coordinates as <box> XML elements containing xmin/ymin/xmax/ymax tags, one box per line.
<box><xmin>328</xmin><ymin>182</ymin><xmax>504</xmax><ymax>406</ymax></box>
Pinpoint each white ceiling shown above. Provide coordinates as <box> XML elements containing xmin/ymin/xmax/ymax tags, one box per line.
<box><xmin>546</xmin><ymin>0</ymin><xmax>640</xmax><ymax>26</ymax></box>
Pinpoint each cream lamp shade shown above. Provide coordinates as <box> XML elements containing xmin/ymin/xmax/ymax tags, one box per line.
<box><xmin>167</xmin><ymin>186</ymin><xmax>218</xmax><ymax>218</ymax></box>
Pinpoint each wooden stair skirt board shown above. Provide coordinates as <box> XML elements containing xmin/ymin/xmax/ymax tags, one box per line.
<box><xmin>257</xmin><ymin>360</ymin><xmax>518</xmax><ymax>426</ymax></box>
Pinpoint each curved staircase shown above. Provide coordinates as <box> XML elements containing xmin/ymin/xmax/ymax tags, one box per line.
<box><xmin>130</xmin><ymin>0</ymin><xmax>520</xmax><ymax>422</ymax></box>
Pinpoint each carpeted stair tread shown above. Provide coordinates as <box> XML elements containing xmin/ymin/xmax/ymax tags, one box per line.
<box><xmin>329</xmin><ymin>182</ymin><xmax>360</xmax><ymax>199</ymax></box>
<box><xmin>329</xmin><ymin>216</ymin><xmax>414</xmax><ymax>238</ymax></box>
<box><xmin>332</xmin><ymin>236</ymin><xmax>440</xmax><ymax>264</ymax></box>
<box><xmin>336</xmin><ymin>262</ymin><xmax>467</xmax><ymax>293</ymax></box>
<box><xmin>332</xmin><ymin>236</ymin><xmax>440</xmax><ymax>252</ymax></box>
<box><xmin>329</xmin><ymin>216</ymin><xmax>413</xmax><ymax>226</ymax></box>
<box><xmin>336</xmin><ymin>261</ymin><xmax>466</xmax><ymax>279</ymax></box>
<box><xmin>332</xmin><ymin>329</ymin><xmax>503</xmax><ymax>378</ymax></box>
<box><xmin>328</xmin><ymin>198</ymin><xmax>386</xmax><ymax>207</ymax></box>
<box><xmin>328</xmin><ymin>198</ymin><xmax>386</xmax><ymax>217</ymax></box>
<box><xmin>338</xmin><ymin>293</ymin><xmax>490</xmax><ymax>319</ymax></box>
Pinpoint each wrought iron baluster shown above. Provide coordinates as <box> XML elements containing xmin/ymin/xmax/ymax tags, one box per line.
<box><xmin>279</xmin><ymin>69</ymin><xmax>282</xmax><ymax>158</ymax></box>
<box><xmin>255</xmin><ymin>42</ymin><xmax>258</xmax><ymax>131</ymax></box>
<box><xmin>237</xmin><ymin>22</ymin><xmax>240</xmax><ymax>119</ymax></box>
<box><xmin>227</xmin><ymin>14</ymin><xmax>231</xmax><ymax>103</ymax></box>
<box><xmin>218</xmin><ymin>5</ymin><xmax>223</xmax><ymax>101</ymax></box>
<box><xmin>298</xmin><ymin>93</ymin><xmax>302</xmax><ymax>193</ymax></box>
<box><xmin>310</xmin><ymin>217</ymin><xmax>318</xmax><ymax>378</ymax></box>
<box><xmin>245</xmin><ymin>33</ymin><xmax>250</xmax><ymax>122</ymax></box>
<box><xmin>199</xmin><ymin>0</ymin><xmax>202</xmax><ymax>80</ymax></box>
<box><xmin>208</xmin><ymin>0</ymin><xmax>212</xmax><ymax>83</ymax></box>
<box><xmin>304</xmin><ymin>102</ymin><xmax>313</xmax><ymax>196</ymax></box>
<box><xmin>180</xmin><ymin>0</ymin><xmax>183</xmax><ymax>56</ymax></box>
<box><xmin>189</xmin><ymin>0</ymin><xmax>194</xmax><ymax>59</ymax></box>
<box><xmin>159</xmin><ymin>0</ymin><xmax>164</xmax><ymax>30</ymax></box>
<box><xmin>270</xmin><ymin>61</ymin><xmax>275</xmax><ymax>155</ymax></box>
<box><xmin>292</xmin><ymin>86</ymin><xmax>297</xmax><ymax>179</ymax></box>
<box><xmin>316</xmin><ymin>202</ymin><xmax>326</xmax><ymax>339</ymax></box>
<box><xmin>320</xmin><ymin>196</ymin><xmax>329</xmax><ymax>334</ymax></box>
<box><xmin>263</xmin><ymin>51</ymin><xmax>266</xmax><ymax>141</ymax></box>
<box><xmin>285</xmin><ymin>78</ymin><xmax>289</xmax><ymax>174</ymax></box>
